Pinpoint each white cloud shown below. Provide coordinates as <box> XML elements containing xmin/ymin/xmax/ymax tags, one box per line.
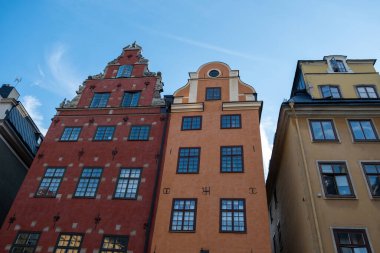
<box><xmin>45</xmin><ymin>43</ymin><xmax>82</xmax><ymax>97</ymax></box>
<box><xmin>260</xmin><ymin>116</ymin><xmax>276</xmax><ymax>180</ymax></box>
<box><xmin>21</xmin><ymin>95</ymin><xmax>48</xmax><ymax>135</ymax></box>
<box><xmin>34</xmin><ymin>43</ymin><xmax>82</xmax><ymax>98</ymax></box>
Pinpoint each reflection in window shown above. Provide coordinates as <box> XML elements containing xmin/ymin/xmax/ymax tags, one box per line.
<box><xmin>348</xmin><ymin>120</ymin><xmax>378</xmax><ymax>141</ymax></box>
<box><xmin>319</xmin><ymin>163</ymin><xmax>354</xmax><ymax>197</ymax></box>
<box><xmin>362</xmin><ymin>163</ymin><xmax>380</xmax><ymax>197</ymax></box>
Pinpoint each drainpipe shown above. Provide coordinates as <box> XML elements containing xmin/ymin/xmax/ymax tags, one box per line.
<box><xmin>144</xmin><ymin>96</ymin><xmax>173</xmax><ymax>253</ymax></box>
<box><xmin>289</xmin><ymin>101</ymin><xmax>324</xmax><ymax>253</ymax></box>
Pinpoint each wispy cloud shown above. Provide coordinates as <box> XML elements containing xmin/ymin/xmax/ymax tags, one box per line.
<box><xmin>137</xmin><ymin>25</ymin><xmax>269</xmax><ymax>62</ymax></box>
<box><xmin>21</xmin><ymin>95</ymin><xmax>48</xmax><ymax>135</ymax></box>
<box><xmin>45</xmin><ymin>43</ymin><xmax>82</xmax><ymax>96</ymax></box>
<box><xmin>34</xmin><ymin>43</ymin><xmax>82</xmax><ymax>98</ymax></box>
<box><xmin>260</xmin><ymin>116</ymin><xmax>276</xmax><ymax>179</ymax></box>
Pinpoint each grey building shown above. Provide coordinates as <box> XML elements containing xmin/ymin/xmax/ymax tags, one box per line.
<box><xmin>0</xmin><ymin>84</ymin><xmax>43</xmax><ymax>228</ymax></box>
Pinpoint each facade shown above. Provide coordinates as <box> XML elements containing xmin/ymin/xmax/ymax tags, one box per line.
<box><xmin>0</xmin><ymin>84</ymin><xmax>43</xmax><ymax>228</ymax></box>
<box><xmin>0</xmin><ymin>43</ymin><xmax>169</xmax><ymax>253</ymax></box>
<box><xmin>266</xmin><ymin>56</ymin><xmax>380</xmax><ymax>253</ymax></box>
<box><xmin>150</xmin><ymin>62</ymin><xmax>271</xmax><ymax>253</ymax></box>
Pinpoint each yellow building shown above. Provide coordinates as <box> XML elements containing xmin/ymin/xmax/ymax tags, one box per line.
<box><xmin>266</xmin><ymin>55</ymin><xmax>380</xmax><ymax>253</ymax></box>
<box><xmin>150</xmin><ymin>62</ymin><xmax>271</xmax><ymax>253</ymax></box>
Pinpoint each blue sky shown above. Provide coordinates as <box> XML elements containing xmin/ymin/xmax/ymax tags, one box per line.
<box><xmin>1</xmin><ymin>0</ymin><xmax>380</xmax><ymax>174</ymax></box>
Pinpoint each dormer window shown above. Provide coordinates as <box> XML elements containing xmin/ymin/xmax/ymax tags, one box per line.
<box><xmin>320</xmin><ymin>85</ymin><xmax>341</xmax><ymax>99</ymax></box>
<box><xmin>330</xmin><ymin>58</ymin><xmax>347</xmax><ymax>72</ymax></box>
<box><xmin>116</xmin><ymin>65</ymin><xmax>133</xmax><ymax>78</ymax></box>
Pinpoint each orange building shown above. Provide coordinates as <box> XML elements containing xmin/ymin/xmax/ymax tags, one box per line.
<box><xmin>150</xmin><ymin>62</ymin><xmax>271</xmax><ymax>253</ymax></box>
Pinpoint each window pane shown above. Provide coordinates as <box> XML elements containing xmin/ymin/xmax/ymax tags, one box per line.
<box><xmin>323</xmin><ymin>175</ymin><xmax>337</xmax><ymax>195</ymax></box>
<box><xmin>350</xmin><ymin>121</ymin><xmax>365</xmax><ymax>140</ymax></box>
<box><xmin>311</xmin><ymin>122</ymin><xmax>323</xmax><ymax>139</ymax></box>
<box><xmin>361</xmin><ymin>121</ymin><xmax>376</xmax><ymax>139</ymax></box>
<box><xmin>336</xmin><ymin>176</ymin><xmax>352</xmax><ymax>195</ymax></box>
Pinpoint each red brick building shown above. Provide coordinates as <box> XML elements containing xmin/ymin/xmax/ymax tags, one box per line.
<box><xmin>0</xmin><ymin>43</ymin><xmax>169</xmax><ymax>253</ymax></box>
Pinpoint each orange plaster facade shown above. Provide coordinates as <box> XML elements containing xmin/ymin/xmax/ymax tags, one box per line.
<box><xmin>150</xmin><ymin>62</ymin><xmax>271</xmax><ymax>253</ymax></box>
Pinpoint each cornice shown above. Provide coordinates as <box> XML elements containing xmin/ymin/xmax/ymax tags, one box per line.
<box><xmin>171</xmin><ymin>103</ymin><xmax>204</xmax><ymax>113</ymax></box>
<box><xmin>222</xmin><ymin>101</ymin><xmax>262</xmax><ymax>111</ymax></box>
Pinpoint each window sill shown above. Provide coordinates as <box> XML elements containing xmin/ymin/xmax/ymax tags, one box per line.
<box><xmin>311</xmin><ymin>140</ymin><xmax>340</xmax><ymax>143</ymax></box>
<box><xmin>323</xmin><ymin>196</ymin><xmax>357</xmax><ymax>200</ymax></box>
<box><xmin>169</xmin><ymin>230</ymin><xmax>196</xmax><ymax>233</ymax></box>
<box><xmin>219</xmin><ymin>231</ymin><xmax>247</xmax><ymax>234</ymax></box>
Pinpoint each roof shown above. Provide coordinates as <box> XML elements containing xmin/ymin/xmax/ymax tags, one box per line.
<box><xmin>0</xmin><ymin>84</ymin><xmax>14</xmax><ymax>98</ymax></box>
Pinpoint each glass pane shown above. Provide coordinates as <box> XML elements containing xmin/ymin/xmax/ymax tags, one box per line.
<box><xmin>336</xmin><ymin>176</ymin><xmax>352</xmax><ymax>195</ymax></box>
<box><xmin>341</xmin><ymin>248</ymin><xmax>353</xmax><ymax>253</ymax></box>
<box><xmin>321</xmin><ymin>121</ymin><xmax>335</xmax><ymax>139</ymax></box>
<box><xmin>321</xmin><ymin>164</ymin><xmax>333</xmax><ymax>173</ymax></box>
<box><xmin>338</xmin><ymin>232</ymin><xmax>350</xmax><ymax>244</ymax></box>
<box><xmin>350</xmin><ymin>121</ymin><xmax>365</xmax><ymax>140</ymax></box>
<box><xmin>354</xmin><ymin>248</ymin><xmax>368</xmax><ymax>253</ymax></box>
<box><xmin>364</xmin><ymin>165</ymin><xmax>377</xmax><ymax>174</ymax></box>
<box><xmin>350</xmin><ymin>233</ymin><xmax>365</xmax><ymax>245</ymax></box>
<box><xmin>361</xmin><ymin>121</ymin><xmax>376</xmax><ymax>140</ymax></box>
<box><xmin>323</xmin><ymin>175</ymin><xmax>337</xmax><ymax>195</ymax></box>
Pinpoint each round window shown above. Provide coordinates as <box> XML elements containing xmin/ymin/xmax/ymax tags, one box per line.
<box><xmin>208</xmin><ymin>69</ymin><xmax>220</xmax><ymax>77</ymax></box>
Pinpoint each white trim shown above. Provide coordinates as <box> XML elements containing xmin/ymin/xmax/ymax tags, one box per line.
<box><xmin>314</xmin><ymin>160</ymin><xmax>358</xmax><ymax>200</ymax></box>
<box><xmin>358</xmin><ymin>160</ymin><xmax>380</xmax><ymax>200</ymax></box>
<box><xmin>307</xmin><ymin>118</ymin><xmax>342</xmax><ymax>143</ymax></box>
<box><xmin>171</xmin><ymin>103</ymin><xmax>203</xmax><ymax>113</ymax></box>
<box><xmin>329</xmin><ymin>226</ymin><xmax>375</xmax><ymax>253</ymax></box>
<box><xmin>324</xmin><ymin>55</ymin><xmax>353</xmax><ymax>73</ymax></box>
<box><xmin>229</xmin><ymin>77</ymin><xmax>239</xmax><ymax>102</ymax></box>
<box><xmin>207</xmin><ymin>68</ymin><xmax>221</xmax><ymax>78</ymax></box>
<box><xmin>188</xmin><ymin>79</ymin><xmax>198</xmax><ymax>103</ymax></box>
<box><xmin>345</xmin><ymin>118</ymin><xmax>380</xmax><ymax>144</ymax></box>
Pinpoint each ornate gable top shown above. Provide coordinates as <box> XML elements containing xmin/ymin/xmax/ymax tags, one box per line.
<box><xmin>123</xmin><ymin>41</ymin><xmax>142</xmax><ymax>51</ymax></box>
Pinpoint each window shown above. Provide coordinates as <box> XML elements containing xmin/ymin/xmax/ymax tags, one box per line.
<box><xmin>181</xmin><ymin>116</ymin><xmax>202</xmax><ymax>130</ymax></box>
<box><xmin>55</xmin><ymin>233</ymin><xmax>83</xmax><ymax>253</ymax></box>
<box><xmin>320</xmin><ymin>85</ymin><xmax>341</xmax><ymax>98</ymax></box>
<box><xmin>319</xmin><ymin>163</ymin><xmax>354</xmax><ymax>197</ymax></box>
<box><xmin>220</xmin><ymin>199</ymin><xmax>246</xmax><ymax>232</ymax></box>
<box><xmin>333</xmin><ymin>229</ymin><xmax>372</xmax><ymax>253</ymax></box>
<box><xmin>221</xmin><ymin>115</ymin><xmax>241</xmax><ymax>129</ymax></box>
<box><xmin>11</xmin><ymin>232</ymin><xmax>40</xmax><ymax>253</ymax></box>
<box><xmin>94</xmin><ymin>126</ymin><xmax>115</xmax><ymax>141</ymax></box>
<box><xmin>362</xmin><ymin>163</ymin><xmax>380</xmax><ymax>197</ymax></box>
<box><xmin>116</xmin><ymin>65</ymin><xmax>133</xmax><ymax>78</ymax></box>
<box><xmin>36</xmin><ymin>168</ymin><xmax>65</xmax><ymax>197</ymax></box>
<box><xmin>90</xmin><ymin>93</ymin><xmax>110</xmax><ymax>108</ymax></box>
<box><xmin>221</xmin><ymin>146</ymin><xmax>243</xmax><ymax>172</ymax></box>
<box><xmin>331</xmin><ymin>59</ymin><xmax>347</xmax><ymax>73</ymax></box>
<box><xmin>74</xmin><ymin>168</ymin><xmax>102</xmax><ymax>198</ymax></box>
<box><xmin>206</xmin><ymin>87</ymin><xmax>221</xmax><ymax>100</ymax></box>
<box><xmin>348</xmin><ymin>120</ymin><xmax>378</xmax><ymax>141</ymax></box>
<box><xmin>121</xmin><ymin>92</ymin><xmax>140</xmax><ymax>107</ymax></box>
<box><xmin>60</xmin><ymin>127</ymin><xmax>81</xmax><ymax>141</ymax></box>
<box><xmin>128</xmin><ymin>125</ymin><xmax>150</xmax><ymax>140</ymax></box>
<box><xmin>177</xmin><ymin>148</ymin><xmax>200</xmax><ymax>173</ymax></box>
<box><xmin>170</xmin><ymin>199</ymin><xmax>197</xmax><ymax>232</ymax></box>
<box><xmin>309</xmin><ymin>120</ymin><xmax>338</xmax><ymax>141</ymax></box>
<box><xmin>100</xmin><ymin>235</ymin><xmax>129</xmax><ymax>253</ymax></box>
<box><xmin>114</xmin><ymin>168</ymin><xmax>142</xmax><ymax>199</ymax></box>
<box><xmin>208</xmin><ymin>69</ymin><xmax>220</xmax><ymax>77</ymax></box>
<box><xmin>356</xmin><ymin>86</ymin><xmax>378</xmax><ymax>99</ymax></box>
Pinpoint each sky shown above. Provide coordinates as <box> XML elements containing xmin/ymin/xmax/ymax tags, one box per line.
<box><xmin>1</xmin><ymin>0</ymin><xmax>380</xmax><ymax>176</ymax></box>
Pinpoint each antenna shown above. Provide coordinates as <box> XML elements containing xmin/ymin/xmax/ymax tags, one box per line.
<box><xmin>14</xmin><ymin>77</ymin><xmax>22</xmax><ymax>86</ymax></box>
